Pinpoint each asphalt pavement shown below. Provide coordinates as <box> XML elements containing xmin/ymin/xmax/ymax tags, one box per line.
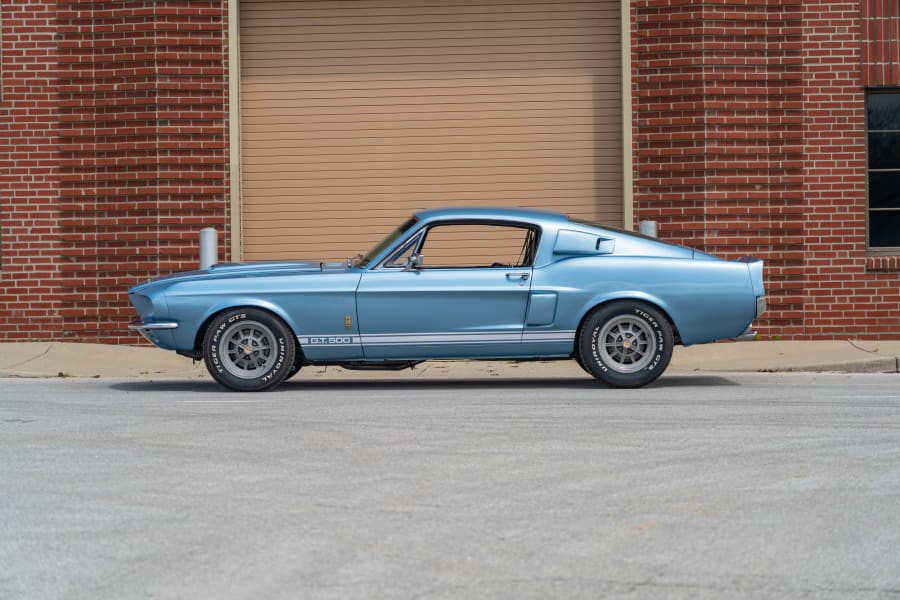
<box><xmin>2</xmin><ymin>374</ymin><xmax>899</xmax><ymax>600</ymax></box>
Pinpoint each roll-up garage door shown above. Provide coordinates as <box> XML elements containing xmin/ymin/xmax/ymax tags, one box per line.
<box><xmin>239</xmin><ymin>0</ymin><xmax>622</xmax><ymax>261</ymax></box>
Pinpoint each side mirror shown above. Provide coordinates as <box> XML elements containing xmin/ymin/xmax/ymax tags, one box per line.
<box><xmin>403</xmin><ymin>253</ymin><xmax>423</xmax><ymax>271</ymax></box>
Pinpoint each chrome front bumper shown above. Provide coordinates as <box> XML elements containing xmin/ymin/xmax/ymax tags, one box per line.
<box><xmin>129</xmin><ymin>318</ymin><xmax>178</xmax><ymax>344</ymax></box>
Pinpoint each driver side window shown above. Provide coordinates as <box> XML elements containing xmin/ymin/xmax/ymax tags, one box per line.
<box><xmin>418</xmin><ymin>223</ymin><xmax>537</xmax><ymax>268</ymax></box>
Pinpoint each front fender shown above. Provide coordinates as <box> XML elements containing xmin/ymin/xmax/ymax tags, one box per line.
<box><xmin>172</xmin><ymin>298</ymin><xmax>301</xmax><ymax>352</ymax></box>
<box><xmin>207</xmin><ymin>298</ymin><xmax>300</xmax><ymax>333</ymax></box>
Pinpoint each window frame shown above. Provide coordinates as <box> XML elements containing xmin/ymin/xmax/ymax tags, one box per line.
<box><xmin>381</xmin><ymin>231</ymin><xmax>425</xmax><ymax>269</ymax></box>
<box><xmin>866</xmin><ymin>89</ymin><xmax>900</xmax><ymax>253</ymax></box>
<box><xmin>376</xmin><ymin>219</ymin><xmax>541</xmax><ymax>270</ymax></box>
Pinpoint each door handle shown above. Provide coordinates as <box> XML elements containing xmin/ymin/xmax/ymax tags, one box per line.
<box><xmin>506</xmin><ymin>272</ymin><xmax>530</xmax><ymax>284</ymax></box>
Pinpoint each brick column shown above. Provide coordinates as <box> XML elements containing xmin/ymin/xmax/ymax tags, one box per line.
<box><xmin>0</xmin><ymin>1</ymin><xmax>65</xmax><ymax>340</ymax></box>
<box><xmin>56</xmin><ymin>1</ymin><xmax>229</xmax><ymax>343</ymax></box>
<box><xmin>632</xmin><ymin>1</ymin><xmax>804</xmax><ymax>338</ymax></box>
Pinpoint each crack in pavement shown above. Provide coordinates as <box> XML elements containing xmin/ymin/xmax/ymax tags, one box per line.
<box><xmin>2</xmin><ymin>343</ymin><xmax>54</xmax><ymax>370</ymax></box>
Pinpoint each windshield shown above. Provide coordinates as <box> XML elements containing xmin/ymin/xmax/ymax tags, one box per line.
<box><xmin>354</xmin><ymin>216</ymin><xmax>419</xmax><ymax>267</ymax></box>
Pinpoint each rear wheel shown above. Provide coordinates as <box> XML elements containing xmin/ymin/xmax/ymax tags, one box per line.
<box><xmin>578</xmin><ymin>301</ymin><xmax>673</xmax><ymax>388</ymax></box>
<box><xmin>203</xmin><ymin>308</ymin><xmax>295</xmax><ymax>391</ymax></box>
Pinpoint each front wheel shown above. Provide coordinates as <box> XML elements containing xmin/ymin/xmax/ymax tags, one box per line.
<box><xmin>284</xmin><ymin>357</ymin><xmax>302</xmax><ymax>381</ymax></box>
<box><xmin>578</xmin><ymin>301</ymin><xmax>674</xmax><ymax>388</ymax></box>
<box><xmin>203</xmin><ymin>308</ymin><xmax>295</xmax><ymax>392</ymax></box>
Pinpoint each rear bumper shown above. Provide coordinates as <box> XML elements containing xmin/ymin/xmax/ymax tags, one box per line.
<box><xmin>732</xmin><ymin>297</ymin><xmax>766</xmax><ymax>342</ymax></box>
<box><xmin>733</xmin><ymin>326</ymin><xmax>758</xmax><ymax>341</ymax></box>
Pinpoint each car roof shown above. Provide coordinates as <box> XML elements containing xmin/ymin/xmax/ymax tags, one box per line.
<box><xmin>414</xmin><ymin>206</ymin><xmax>570</xmax><ymax>224</ymax></box>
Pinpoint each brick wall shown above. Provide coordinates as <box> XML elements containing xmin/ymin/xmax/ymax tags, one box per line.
<box><xmin>2</xmin><ymin>1</ymin><xmax>898</xmax><ymax>342</ymax></box>
<box><xmin>633</xmin><ymin>0</ymin><xmax>900</xmax><ymax>339</ymax></box>
<box><xmin>631</xmin><ymin>0</ymin><xmax>805</xmax><ymax>338</ymax></box>
<box><xmin>1</xmin><ymin>0</ymin><xmax>229</xmax><ymax>343</ymax></box>
<box><xmin>0</xmin><ymin>1</ymin><xmax>64</xmax><ymax>340</ymax></box>
<box><xmin>802</xmin><ymin>0</ymin><xmax>900</xmax><ymax>337</ymax></box>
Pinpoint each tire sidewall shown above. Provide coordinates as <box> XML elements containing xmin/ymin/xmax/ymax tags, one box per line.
<box><xmin>284</xmin><ymin>357</ymin><xmax>302</xmax><ymax>381</ymax></box>
<box><xmin>580</xmin><ymin>302</ymin><xmax>673</xmax><ymax>388</ymax></box>
<box><xmin>204</xmin><ymin>308</ymin><xmax>295</xmax><ymax>391</ymax></box>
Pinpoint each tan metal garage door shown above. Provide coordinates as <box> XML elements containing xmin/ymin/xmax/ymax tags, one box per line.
<box><xmin>240</xmin><ymin>0</ymin><xmax>622</xmax><ymax>261</ymax></box>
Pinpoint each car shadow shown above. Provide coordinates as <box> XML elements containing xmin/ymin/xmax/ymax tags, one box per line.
<box><xmin>109</xmin><ymin>374</ymin><xmax>739</xmax><ymax>394</ymax></box>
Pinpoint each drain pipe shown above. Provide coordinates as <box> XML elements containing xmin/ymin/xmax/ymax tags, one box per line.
<box><xmin>199</xmin><ymin>227</ymin><xmax>218</xmax><ymax>269</ymax></box>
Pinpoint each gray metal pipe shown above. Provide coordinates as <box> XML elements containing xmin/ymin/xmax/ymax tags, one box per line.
<box><xmin>199</xmin><ymin>227</ymin><xmax>218</xmax><ymax>269</ymax></box>
<box><xmin>639</xmin><ymin>220</ymin><xmax>658</xmax><ymax>238</ymax></box>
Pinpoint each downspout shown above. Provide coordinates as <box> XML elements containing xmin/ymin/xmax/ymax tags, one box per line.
<box><xmin>621</xmin><ymin>0</ymin><xmax>634</xmax><ymax>230</ymax></box>
<box><xmin>228</xmin><ymin>0</ymin><xmax>243</xmax><ymax>261</ymax></box>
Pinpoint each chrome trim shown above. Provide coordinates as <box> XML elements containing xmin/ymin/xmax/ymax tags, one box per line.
<box><xmin>733</xmin><ymin>327</ymin><xmax>758</xmax><ymax>342</ymax></box>
<box><xmin>129</xmin><ymin>318</ymin><xmax>178</xmax><ymax>344</ymax></box>
<box><xmin>129</xmin><ymin>319</ymin><xmax>178</xmax><ymax>331</ymax></box>
<box><xmin>756</xmin><ymin>296</ymin><xmax>767</xmax><ymax>318</ymax></box>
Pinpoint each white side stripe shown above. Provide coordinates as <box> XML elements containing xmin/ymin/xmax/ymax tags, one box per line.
<box><xmin>298</xmin><ymin>330</ymin><xmax>575</xmax><ymax>346</ymax></box>
<box><xmin>523</xmin><ymin>331</ymin><xmax>577</xmax><ymax>341</ymax></box>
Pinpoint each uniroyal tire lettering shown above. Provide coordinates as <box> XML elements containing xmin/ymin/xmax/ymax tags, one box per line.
<box><xmin>589</xmin><ymin>326</ymin><xmax>608</xmax><ymax>372</ymax></box>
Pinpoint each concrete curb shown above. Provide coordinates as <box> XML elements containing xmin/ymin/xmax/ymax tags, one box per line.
<box><xmin>775</xmin><ymin>357</ymin><xmax>899</xmax><ymax>374</ymax></box>
<box><xmin>1</xmin><ymin>340</ymin><xmax>899</xmax><ymax>380</ymax></box>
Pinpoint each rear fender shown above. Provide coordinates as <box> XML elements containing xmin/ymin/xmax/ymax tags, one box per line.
<box><xmin>577</xmin><ymin>292</ymin><xmax>682</xmax><ymax>340</ymax></box>
<box><xmin>737</xmin><ymin>257</ymin><xmax>766</xmax><ymax>298</ymax></box>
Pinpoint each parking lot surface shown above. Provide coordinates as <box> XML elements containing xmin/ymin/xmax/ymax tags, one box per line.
<box><xmin>2</xmin><ymin>373</ymin><xmax>899</xmax><ymax>599</ymax></box>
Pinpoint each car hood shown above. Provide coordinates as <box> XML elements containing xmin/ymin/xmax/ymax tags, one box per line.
<box><xmin>130</xmin><ymin>260</ymin><xmax>352</xmax><ymax>294</ymax></box>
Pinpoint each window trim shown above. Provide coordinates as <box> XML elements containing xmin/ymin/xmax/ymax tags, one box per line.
<box><xmin>380</xmin><ymin>231</ymin><xmax>425</xmax><ymax>269</ymax></box>
<box><xmin>866</xmin><ymin>89</ymin><xmax>900</xmax><ymax>254</ymax></box>
<box><xmin>375</xmin><ymin>219</ymin><xmax>542</xmax><ymax>270</ymax></box>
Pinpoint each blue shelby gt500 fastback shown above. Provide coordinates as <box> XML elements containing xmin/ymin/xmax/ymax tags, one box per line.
<box><xmin>129</xmin><ymin>207</ymin><xmax>766</xmax><ymax>391</ymax></box>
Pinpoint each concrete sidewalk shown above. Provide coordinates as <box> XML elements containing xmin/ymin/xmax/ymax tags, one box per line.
<box><xmin>1</xmin><ymin>340</ymin><xmax>898</xmax><ymax>380</ymax></box>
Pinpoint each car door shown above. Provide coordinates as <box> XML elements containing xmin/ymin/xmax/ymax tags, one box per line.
<box><xmin>355</xmin><ymin>222</ymin><xmax>537</xmax><ymax>359</ymax></box>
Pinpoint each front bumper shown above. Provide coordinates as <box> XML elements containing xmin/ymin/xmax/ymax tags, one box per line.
<box><xmin>129</xmin><ymin>318</ymin><xmax>178</xmax><ymax>345</ymax></box>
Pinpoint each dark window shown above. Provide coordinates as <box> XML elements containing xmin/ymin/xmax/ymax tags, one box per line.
<box><xmin>867</xmin><ymin>91</ymin><xmax>900</xmax><ymax>249</ymax></box>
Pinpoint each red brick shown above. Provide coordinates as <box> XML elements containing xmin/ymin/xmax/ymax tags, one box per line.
<box><xmin>632</xmin><ymin>0</ymin><xmax>899</xmax><ymax>340</ymax></box>
<box><xmin>1</xmin><ymin>1</ymin><xmax>229</xmax><ymax>342</ymax></box>
<box><xmin>4</xmin><ymin>0</ymin><xmax>899</xmax><ymax>342</ymax></box>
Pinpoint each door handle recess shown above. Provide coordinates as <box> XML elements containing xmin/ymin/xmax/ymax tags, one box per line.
<box><xmin>506</xmin><ymin>272</ymin><xmax>530</xmax><ymax>282</ymax></box>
